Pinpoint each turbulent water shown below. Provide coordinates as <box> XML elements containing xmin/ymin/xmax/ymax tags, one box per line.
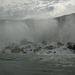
<box><xmin>0</xmin><ymin>53</ymin><xmax>75</xmax><ymax>75</ymax></box>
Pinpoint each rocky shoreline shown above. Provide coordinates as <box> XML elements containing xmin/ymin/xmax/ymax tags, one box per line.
<box><xmin>1</xmin><ymin>40</ymin><xmax>75</xmax><ymax>54</ymax></box>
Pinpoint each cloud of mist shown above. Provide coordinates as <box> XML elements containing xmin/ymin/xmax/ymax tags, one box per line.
<box><xmin>0</xmin><ymin>19</ymin><xmax>58</xmax><ymax>43</ymax></box>
<box><xmin>0</xmin><ymin>14</ymin><xmax>75</xmax><ymax>44</ymax></box>
<box><xmin>0</xmin><ymin>21</ymin><xmax>30</xmax><ymax>43</ymax></box>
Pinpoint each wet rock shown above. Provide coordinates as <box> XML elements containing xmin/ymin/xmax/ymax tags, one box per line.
<box><xmin>57</xmin><ymin>42</ymin><xmax>64</xmax><ymax>46</ymax></box>
<box><xmin>47</xmin><ymin>51</ymin><xmax>52</xmax><ymax>54</ymax></box>
<box><xmin>67</xmin><ymin>42</ymin><xmax>75</xmax><ymax>51</ymax></box>
<box><xmin>23</xmin><ymin>51</ymin><xmax>27</xmax><ymax>54</ymax></box>
<box><xmin>46</xmin><ymin>45</ymin><xmax>54</xmax><ymax>50</ymax></box>
<box><xmin>54</xmin><ymin>51</ymin><xmax>56</xmax><ymax>54</ymax></box>
<box><xmin>11</xmin><ymin>47</ymin><xmax>21</xmax><ymax>53</ymax></box>
<box><xmin>34</xmin><ymin>49</ymin><xmax>38</xmax><ymax>53</ymax></box>
<box><xmin>25</xmin><ymin>45</ymin><xmax>31</xmax><ymax>49</ymax></box>
<box><xmin>38</xmin><ymin>47</ymin><xmax>41</xmax><ymax>50</ymax></box>
<box><xmin>67</xmin><ymin>42</ymin><xmax>73</xmax><ymax>50</ymax></box>
<box><xmin>30</xmin><ymin>49</ymin><xmax>32</xmax><ymax>51</ymax></box>
<box><xmin>5</xmin><ymin>46</ymin><xmax>12</xmax><ymax>50</ymax></box>
<box><xmin>67</xmin><ymin>45</ymin><xmax>73</xmax><ymax>49</ymax></box>
<box><xmin>5</xmin><ymin>43</ymin><xmax>19</xmax><ymax>50</ymax></box>
<box><xmin>34</xmin><ymin>48</ymin><xmax>41</xmax><ymax>53</ymax></box>
<box><xmin>41</xmin><ymin>40</ymin><xmax>46</xmax><ymax>45</ymax></box>
<box><xmin>67</xmin><ymin>43</ymin><xmax>75</xmax><ymax>54</ymax></box>
<box><xmin>20</xmin><ymin>48</ymin><xmax>24</xmax><ymax>52</ymax></box>
<box><xmin>73</xmin><ymin>45</ymin><xmax>75</xmax><ymax>50</ymax></box>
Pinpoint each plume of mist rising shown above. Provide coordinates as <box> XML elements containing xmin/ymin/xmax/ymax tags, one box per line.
<box><xmin>0</xmin><ymin>19</ymin><xmax>58</xmax><ymax>43</ymax></box>
<box><xmin>0</xmin><ymin>21</ymin><xmax>30</xmax><ymax>43</ymax></box>
<box><xmin>0</xmin><ymin>13</ymin><xmax>75</xmax><ymax>44</ymax></box>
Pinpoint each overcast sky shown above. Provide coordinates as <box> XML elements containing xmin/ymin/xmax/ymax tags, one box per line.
<box><xmin>0</xmin><ymin>0</ymin><xmax>75</xmax><ymax>19</ymax></box>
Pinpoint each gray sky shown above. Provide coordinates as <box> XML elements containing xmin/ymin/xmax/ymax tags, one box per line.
<box><xmin>0</xmin><ymin>0</ymin><xmax>75</xmax><ymax>19</ymax></box>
